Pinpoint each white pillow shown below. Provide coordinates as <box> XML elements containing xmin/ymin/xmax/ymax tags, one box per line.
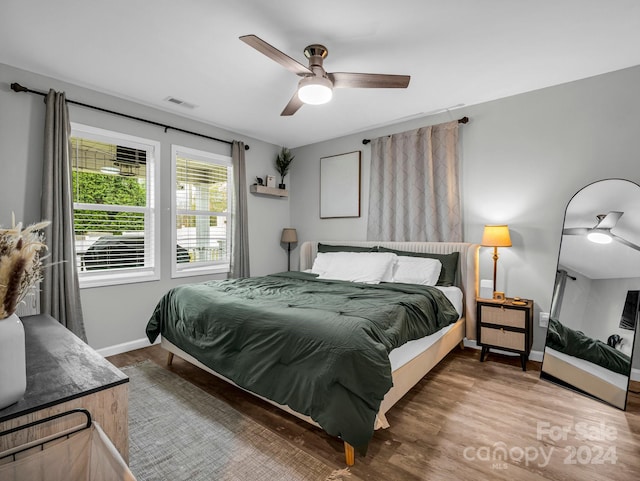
<box><xmin>311</xmin><ymin>252</ymin><xmax>397</xmax><ymax>284</ymax></box>
<box><xmin>392</xmin><ymin>256</ymin><xmax>442</xmax><ymax>286</ymax></box>
<box><xmin>380</xmin><ymin>258</ymin><xmax>395</xmax><ymax>283</ymax></box>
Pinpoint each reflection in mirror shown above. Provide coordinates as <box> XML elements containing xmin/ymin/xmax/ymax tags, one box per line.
<box><xmin>541</xmin><ymin>179</ymin><xmax>640</xmax><ymax>410</ymax></box>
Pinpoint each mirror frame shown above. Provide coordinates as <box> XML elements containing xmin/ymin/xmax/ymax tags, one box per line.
<box><xmin>540</xmin><ymin>178</ymin><xmax>640</xmax><ymax>410</ymax></box>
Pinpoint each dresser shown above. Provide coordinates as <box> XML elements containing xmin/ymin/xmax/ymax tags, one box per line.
<box><xmin>0</xmin><ymin>314</ymin><xmax>129</xmax><ymax>461</ymax></box>
<box><xmin>476</xmin><ymin>297</ymin><xmax>534</xmax><ymax>371</ymax></box>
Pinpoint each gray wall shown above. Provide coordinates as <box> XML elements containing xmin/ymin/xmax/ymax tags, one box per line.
<box><xmin>0</xmin><ymin>63</ymin><xmax>290</xmax><ymax>350</ymax></box>
<box><xmin>289</xmin><ymin>65</ymin><xmax>640</xmax><ymax>357</ymax></box>
<box><xmin>586</xmin><ymin>278</ymin><xmax>640</xmax><ymax>358</ymax></box>
<box><xmin>4</xmin><ymin>59</ymin><xmax>640</xmax><ymax>362</ymax></box>
<box><xmin>559</xmin><ymin>268</ymin><xmax>640</xmax><ymax>358</ymax></box>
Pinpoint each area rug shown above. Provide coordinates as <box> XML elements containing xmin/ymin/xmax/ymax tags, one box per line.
<box><xmin>123</xmin><ymin>361</ymin><xmax>355</xmax><ymax>481</ymax></box>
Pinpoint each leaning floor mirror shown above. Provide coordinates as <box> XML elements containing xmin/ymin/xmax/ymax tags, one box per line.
<box><xmin>541</xmin><ymin>178</ymin><xmax>640</xmax><ymax>410</ymax></box>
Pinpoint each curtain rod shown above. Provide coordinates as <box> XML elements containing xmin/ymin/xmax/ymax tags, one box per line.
<box><xmin>558</xmin><ymin>270</ymin><xmax>577</xmax><ymax>281</ymax></box>
<box><xmin>10</xmin><ymin>82</ymin><xmax>250</xmax><ymax>150</ymax></box>
<box><xmin>361</xmin><ymin>116</ymin><xmax>469</xmax><ymax>145</ymax></box>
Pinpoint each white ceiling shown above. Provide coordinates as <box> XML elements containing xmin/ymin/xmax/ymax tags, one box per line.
<box><xmin>2</xmin><ymin>1</ymin><xmax>640</xmax><ymax>148</ymax></box>
<box><xmin>560</xmin><ymin>180</ymin><xmax>640</xmax><ymax>280</ymax></box>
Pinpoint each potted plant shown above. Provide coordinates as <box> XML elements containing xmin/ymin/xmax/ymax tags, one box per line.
<box><xmin>0</xmin><ymin>215</ymin><xmax>49</xmax><ymax>409</ymax></box>
<box><xmin>275</xmin><ymin>147</ymin><xmax>295</xmax><ymax>190</ymax></box>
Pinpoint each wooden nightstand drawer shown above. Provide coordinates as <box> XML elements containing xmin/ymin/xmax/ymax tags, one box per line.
<box><xmin>480</xmin><ymin>326</ymin><xmax>525</xmax><ymax>351</ymax></box>
<box><xmin>476</xmin><ymin>297</ymin><xmax>533</xmax><ymax>371</ymax></box>
<box><xmin>480</xmin><ymin>305</ymin><xmax>526</xmax><ymax>328</ymax></box>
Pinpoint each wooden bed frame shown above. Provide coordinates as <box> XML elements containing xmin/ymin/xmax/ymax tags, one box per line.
<box><xmin>541</xmin><ymin>347</ymin><xmax>629</xmax><ymax>409</ymax></box>
<box><xmin>162</xmin><ymin>241</ymin><xmax>479</xmax><ymax>465</ymax></box>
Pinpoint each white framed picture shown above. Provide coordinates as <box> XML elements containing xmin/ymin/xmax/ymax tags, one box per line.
<box><xmin>320</xmin><ymin>151</ymin><xmax>361</xmax><ymax>218</ymax></box>
<box><xmin>266</xmin><ymin>175</ymin><xmax>276</xmax><ymax>188</ymax></box>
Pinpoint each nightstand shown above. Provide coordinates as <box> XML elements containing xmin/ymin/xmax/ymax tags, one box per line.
<box><xmin>476</xmin><ymin>297</ymin><xmax>534</xmax><ymax>371</ymax></box>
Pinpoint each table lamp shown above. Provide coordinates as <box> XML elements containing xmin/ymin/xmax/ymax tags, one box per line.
<box><xmin>281</xmin><ymin>228</ymin><xmax>298</xmax><ymax>271</ymax></box>
<box><xmin>481</xmin><ymin>224</ymin><xmax>512</xmax><ymax>295</ymax></box>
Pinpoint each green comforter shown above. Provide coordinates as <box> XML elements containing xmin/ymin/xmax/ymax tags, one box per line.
<box><xmin>546</xmin><ymin>318</ymin><xmax>631</xmax><ymax>376</ymax></box>
<box><xmin>146</xmin><ymin>272</ymin><xmax>459</xmax><ymax>448</ymax></box>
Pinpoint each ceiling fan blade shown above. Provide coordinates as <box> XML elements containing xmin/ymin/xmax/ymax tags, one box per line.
<box><xmin>328</xmin><ymin>72</ymin><xmax>410</xmax><ymax>89</ymax></box>
<box><xmin>595</xmin><ymin>211</ymin><xmax>623</xmax><ymax>229</ymax></box>
<box><xmin>611</xmin><ymin>234</ymin><xmax>640</xmax><ymax>252</ymax></box>
<box><xmin>281</xmin><ymin>92</ymin><xmax>304</xmax><ymax>116</ymax></box>
<box><xmin>563</xmin><ymin>228</ymin><xmax>589</xmax><ymax>235</ymax></box>
<box><xmin>240</xmin><ymin>35</ymin><xmax>312</xmax><ymax>76</ymax></box>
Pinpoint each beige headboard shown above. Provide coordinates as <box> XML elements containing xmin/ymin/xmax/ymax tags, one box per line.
<box><xmin>299</xmin><ymin>241</ymin><xmax>480</xmax><ymax>340</ymax></box>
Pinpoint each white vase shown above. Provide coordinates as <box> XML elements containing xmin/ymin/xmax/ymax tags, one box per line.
<box><xmin>0</xmin><ymin>313</ymin><xmax>27</xmax><ymax>409</ymax></box>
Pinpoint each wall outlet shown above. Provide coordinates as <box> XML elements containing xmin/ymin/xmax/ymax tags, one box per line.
<box><xmin>539</xmin><ymin>312</ymin><xmax>550</xmax><ymax>328</ymax></box>
<box><xmin>479</xmin><ymin>279</ymin><xmax>493</xmax><ymax>299</ymax></box>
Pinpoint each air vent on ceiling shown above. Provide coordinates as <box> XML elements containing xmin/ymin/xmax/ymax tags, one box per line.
<box><xmin>164</xmin><ymin>96</ymin><xmax>197</xmax><ymax>109</ymax></box>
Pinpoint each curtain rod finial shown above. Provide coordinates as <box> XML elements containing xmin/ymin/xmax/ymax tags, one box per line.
<box><xmin>11</xmin><ymin>82</ymin><xmax>28</xmax><ymax>93</ymax></box>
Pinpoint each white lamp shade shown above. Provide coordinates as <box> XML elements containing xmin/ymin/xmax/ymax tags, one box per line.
<box><xmin>297</xmin><ymin>77</ymin><xmax>333</xmax><ymax>105</ymax></box>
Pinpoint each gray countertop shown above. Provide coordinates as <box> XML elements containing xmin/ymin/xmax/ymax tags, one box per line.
<box><xmin>0</xmin><ymin>314</ymin><xmax>128</xmax><ymax>422</ymax></box>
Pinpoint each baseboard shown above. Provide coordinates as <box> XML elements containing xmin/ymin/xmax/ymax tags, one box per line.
<box><xmin>96</xmin><ymin>336</ymin><xmax>160</xmax><ymax>358</ymax></box>
<box><xmin>528</xmin><ymin>349</ymin><xmax>544</xmax><ymax>363</ymax></box>
<box><xmin>464</xmin><ymin>339</ymin><xmax>640</xmax><ymax>381</ymax></box>
<box><xmin>463</xmin><ymin>339</ymin><xmax>543</xmax><ymax>362</ymax></box>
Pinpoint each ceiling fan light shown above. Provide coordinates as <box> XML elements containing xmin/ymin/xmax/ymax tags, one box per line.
<box><xmin>587</xmin><ymin>230</ymin><xmax>612</xmax><ymax>244</ymax></box>
<box><xmin>297</xmin><ymin>77</ymin><xmax>333</xmax><ymax>105</ymax></box>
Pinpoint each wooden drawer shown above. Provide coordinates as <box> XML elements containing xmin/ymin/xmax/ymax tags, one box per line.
<box><xmin>0</xmin><ymin>315</ymin><xmax>129</xmax><ymax>462</ymax></box>
<box><xmin>480</xmin><ymin>304</ymin><xmax>526</xmax><ymax>328</ymax></box>
<box><xmin>480</xmin><ymin>326</ymin><xmax>525</xmax><ymax>351</ymax></box>
<box><xmin>476</xmin><ymin>297</ymin><xmax>533</xmax><ymax>370</ymax></box>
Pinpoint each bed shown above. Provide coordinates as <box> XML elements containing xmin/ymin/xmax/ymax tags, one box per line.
<box><xmin>541</xmin><ymin>347</ymin><xmax>629</xmax><ymax>409</ymax></box>
<box><xmin>148</xmin><ymin>241</ymin><xmax>479</xmax><ymax>465</ymax></box>
<box><xmin>541</xmin><ymin>318</ymin><xmax>631</xmax><ymax>409</ymax></box>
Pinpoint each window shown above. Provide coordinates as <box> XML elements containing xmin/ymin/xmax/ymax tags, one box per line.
<box><xmin>70</xmin><ymin>123</ymin><xmax>160</xmax><ymax>287</ymax></box>
<box><xmin>172</xmin><ymin>145</ymin><xmax>232</xmax><ymax>277</ymax></box>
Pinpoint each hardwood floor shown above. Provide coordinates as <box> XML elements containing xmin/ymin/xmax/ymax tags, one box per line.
<box><xmin>108</xmin><ymin>346</ymin><xmax>640</xmax><ymax>480</ymax></box>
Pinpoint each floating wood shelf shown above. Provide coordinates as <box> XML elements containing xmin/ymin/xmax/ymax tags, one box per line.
<box><xmin>250</xmin><ymin>185</ymin><xmax>288</xmax><ymax>197</ymax></box>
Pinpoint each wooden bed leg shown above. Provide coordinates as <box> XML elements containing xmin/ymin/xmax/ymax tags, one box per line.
<box><xmin>167</xmin><ymin>352</ymin><xmax>174</xmax><ymax>366</ymax></box>
<box><xmin>344</xmin><ymin>442</ymin><xmax>355</xmax><ymax>466</ymax></box>
<box><xmin>459</xmin><ymin>340</ymin><xmax>465</xmax><ymax>350</ymax></box>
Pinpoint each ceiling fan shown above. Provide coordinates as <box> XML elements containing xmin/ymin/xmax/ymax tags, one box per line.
<box><xmin>239</xmin><ymin>35</ymin><xmax>411</xmax><ymax>116</ymax></box>
<box><xmin>563</xmin><ymin>211</ymin><xmax>640</xmax><ymax>251</ymax></box>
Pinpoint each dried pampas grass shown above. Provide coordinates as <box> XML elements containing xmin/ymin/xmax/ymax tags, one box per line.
<box><xmin>0</xmin><ymin>215</ymin><xmax>49</xmax><ymax>319</ymax></box>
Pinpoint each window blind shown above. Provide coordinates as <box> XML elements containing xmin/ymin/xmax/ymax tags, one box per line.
<box><xmin>70</xmin><ymin>125</ymin><xmax>158</xmax><ymax>283</ymax></box>
<box><xmin>173</xmin><ymin>146</ymin><xmax>231</xmax><ymax>276</ymax></box>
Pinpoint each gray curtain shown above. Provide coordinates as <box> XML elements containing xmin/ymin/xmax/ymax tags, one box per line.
<box><xmin>41</xmin><ymin>89</ymin><xmax>86</xmax><ymax>341</ymax></box>
<box><xmin>367</xmin><ymin>121</ymin><xmax>462</xmax><ymax>242</ymax></box>
<box><xmin>230</xmin><ymin>141</ymin><xmax>250</xmax><ymax>278</ymax></box>
<box><xmin>550</xmin><ymin>269</ymin><xmax>570</xmax><ymax>320</ymax></box>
